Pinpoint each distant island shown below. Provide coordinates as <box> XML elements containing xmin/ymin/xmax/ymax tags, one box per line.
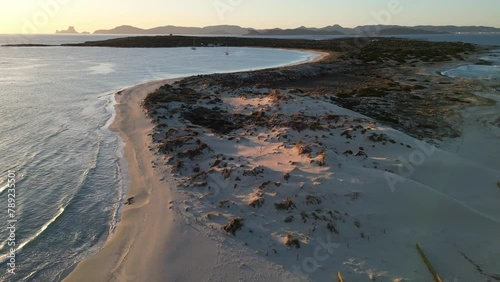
<box><xmin>83</xmin><ymin>24</ymin><xmax>500</xmax><ymax>36</ymax></box>
<box><xmin>56</xmin><ymin>26</ymin><xmax>90</xmax><ymax>34</ymax></box>
<box><xmin>247</xmin><ymin>27</ymin><xmax>344</xmax><ymax>36</ymax></box>
<box><xmin>376</xmin><ymin>27</ymin><xmax>448</xmax><ymax>35</ymax></box>
<box><xmin>92</xmin><ymin>25</ymin><xmax>249</xmax><ymax>35</ymax></box>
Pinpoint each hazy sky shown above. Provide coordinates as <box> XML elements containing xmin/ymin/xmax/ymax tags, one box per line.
<box><xmin>1</xmin><ymin>0</ymin><xmax>499</xmax><ymax>34</ymax></box>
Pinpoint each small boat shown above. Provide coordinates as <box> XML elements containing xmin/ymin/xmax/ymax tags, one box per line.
<box><xmin>224</xmin><ymin>45</ymin><xmax>229</xmax><ymax>55</ymax></box>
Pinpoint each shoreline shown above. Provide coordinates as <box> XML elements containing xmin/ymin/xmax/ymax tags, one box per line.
<box><xmin>63</xmin><ymin>49</ymin><xmax>328</xmax><ymax>282</ymax></box>
<box><xmin>63</xmin><ymin>78</ymin><xmax>179</xmax><ymax>282</ymax></box>
<box><xmin>436</xmin><ymin>48</ymin><xmax>499</xmax><ymax>165</ymax></box>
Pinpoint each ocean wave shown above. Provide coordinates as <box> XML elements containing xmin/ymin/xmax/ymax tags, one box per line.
<box><xmin>41</xmin><ymin>123</ymin><xmax>70</xmax><ymax>144</ymax></box>
<box><xmin>96</xmin><ymin>91</ymin><xmax>116</xmax><ymax>99</ymax></box>
<box><xmin>0</xmin><ymin>207</ymin><xmax>65</xmax><ymax>262</ymax></box>
<box><xmin>24</xmin><ymin>130</ymin><xmax>100</xmax><ymax>175</ymax></box>
<box><xmin>0</xmin><ymin>173</ymin><xmax>25</xmax><ymax>195</ymax></box>
<box><xmin>81</xmin><ymin>139</ymin><xmax>101</xmax><ymax>178</ymax></box>
<box><xmin>0</xmin><ymin>120</ymin><xmax>32</xmax><ymax>136</ymax></box>
<box><xmin>6</xmin><ymin>137</ymin><xmax>105</xmax><ymax>262</ymax></box>
<box><xmin>0</xmin><ymin>182</ymin><xmax>8</xmax><ymax>194</ymax></box>
<box><xmin>56</xmin><ymin>137</ymin><xmax>102</xmax><ymax>209</ymax></box>
<box><xmin>102</xmin><ymin>92</ymin><xmax>117</xmax><ymax>129</ymax></box>
<box><xmin>108</xmin><ymin>154</ymin><xmax>127</xmax><ymax>236</ymax></box>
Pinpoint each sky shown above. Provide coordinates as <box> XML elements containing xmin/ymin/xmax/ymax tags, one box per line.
<box><xmin>1</xmin><ymin>0</ymin><xmax>499</xmax><ymax>34</ymax></box>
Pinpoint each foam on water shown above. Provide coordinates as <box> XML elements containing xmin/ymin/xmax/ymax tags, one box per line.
<box><xmin>0</xmin><ymin>183</ymin><xmax>8</xmax><ymax>195</ymax></box>
<box><xmin>0</xmin><ymin>174</ymin><xmax>25</xmax><ymax>195</ymax></box>
<box><xmin>0</xmin><ymin>207</ymin><xmax>66</xmax><ymax>261</ymax></box>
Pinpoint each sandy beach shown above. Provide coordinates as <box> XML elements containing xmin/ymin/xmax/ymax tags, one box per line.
<box><xmin>64</xmin><ymin>46</ymin><xmax>500</xmax><ymax>282</ymax></box>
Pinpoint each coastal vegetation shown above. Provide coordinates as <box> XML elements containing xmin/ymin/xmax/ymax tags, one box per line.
<box><xmin>63</xmin><ymin>36</ymin><xmax>478</xmax><ymax>63</ymax></box>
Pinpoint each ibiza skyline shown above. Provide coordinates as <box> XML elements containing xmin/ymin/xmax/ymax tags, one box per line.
<box><xmin>1</xmin><ymin>0</ymin><xmax>500</xmax><ymax>34</ymax></box>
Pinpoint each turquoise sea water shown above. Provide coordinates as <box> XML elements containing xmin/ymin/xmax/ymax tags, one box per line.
<box><xmin>0</xmin><ymin>36</ymin><xmax>315</xmax><ymax>281</ymax></box>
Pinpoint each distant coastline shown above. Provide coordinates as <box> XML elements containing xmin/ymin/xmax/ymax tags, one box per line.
<box><xmin>3</xmin><ymin>33</ymin><xmax>499</xmax><ymax>48</ymax></box>
<box><xmin>55</xmin><ymin>23</ymin><xmax>500</xmax><ymax>36</ymax></box>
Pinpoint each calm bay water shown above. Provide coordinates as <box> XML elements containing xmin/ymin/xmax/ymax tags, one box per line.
<box><xmin>0</xmin><ymin>35</ymin><xmax>314</xmax><ymax>281</ymax></box>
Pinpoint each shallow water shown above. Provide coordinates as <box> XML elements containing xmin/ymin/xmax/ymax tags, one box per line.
<box><xmin>442</xmin><ymin>49</ymin><xmax>500</xmax><ymax>79</ymax></box>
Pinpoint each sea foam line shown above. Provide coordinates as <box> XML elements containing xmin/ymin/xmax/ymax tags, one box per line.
<box><xmin>0</xmin><ymin>207</ymin><xmax>65</xmax><ymax>262</ymax></box>
<box><xmin>0</xmin><ymin>174</ymin><xmax>24</xmax><ymax>195</ymax></box>
<box><xmin>0</xmin><ymin>182</ymin><xmax>9</xmax><ymax>194</ymax></box>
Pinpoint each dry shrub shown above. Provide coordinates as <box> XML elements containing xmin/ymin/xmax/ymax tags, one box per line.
<box><xmin>294</xmin><ymin>141</ymin><xmax>312</xmax><ymax>155</ymax></box>
<box><xmin>274</xmin><ymin>197</ymin><xmax>296</xmax><ymax>210</ymax></box>
<box><xmin>224</xmin><ymin>218</ymin><xmax>244</xmax><ymax>235</ymax></box>
<box><xmin>284</xmin><ymin>234</ymin><xmax>300</xmax><ymax>248</ymax></box>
